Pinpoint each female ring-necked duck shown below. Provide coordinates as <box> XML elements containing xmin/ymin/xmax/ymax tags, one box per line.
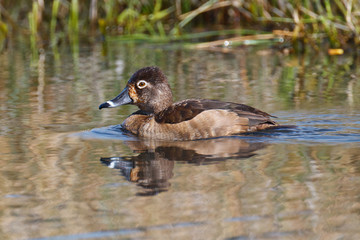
<box><xmin>99</xmin><ymin>66</ymin><xmax>278</xmax><ymax>140</ymax></box>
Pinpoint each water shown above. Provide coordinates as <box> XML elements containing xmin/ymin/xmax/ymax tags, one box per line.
<box><xmin>1</xmin><ymin>40</ymin><xmax>360</xmax><ymax>240</ymax></box>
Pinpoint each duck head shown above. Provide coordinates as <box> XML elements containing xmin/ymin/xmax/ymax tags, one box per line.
<box><xmin>99</xmin><ymin>67</ymin><xmax>173</xmax><ymax>114</ymax></box>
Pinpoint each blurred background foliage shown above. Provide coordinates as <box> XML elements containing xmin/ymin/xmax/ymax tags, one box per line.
<box><xmin>1</xmin><ymin>0</ymin><xmax>360</xmax><ymax>52</ymax></box>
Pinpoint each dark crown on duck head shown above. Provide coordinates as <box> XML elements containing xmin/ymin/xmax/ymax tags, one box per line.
<box><xmin>99</xmin><ymin>67</ymin><xmax>174</xmax><ymax>114</ymax></box>
<box><xmin>129</xmin><ymin>67</ymin><xmax>174</xmax><ymax>114</ymax></box>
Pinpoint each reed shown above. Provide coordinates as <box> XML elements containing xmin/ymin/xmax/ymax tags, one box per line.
<box><xmin>50</xmin><ymin>0</ymin><xmax>60</xmax><ymax>47</ymax></box>
<box><xmin>69</xmin><ymin>0</ymin><xmax>79</xmax><ymax>36</ymax></box>
<box><xmin>68</xmin><ymin>0</ymin><xmax>79</xmax><ymax>61</ymax></box>
<box><xmin>1</xmin><ymin>0</ymin><xmax>360</xmax><ymax>48</ymax></box>
<box><xmin>28</xmin><ymin>1</ymin><xmax>39</xmax><ymax>59</ymax></box>
<box><xmin>0</xmin><ymin>10</ymin><xmax>8</xmax><ymax>52</ymax></box>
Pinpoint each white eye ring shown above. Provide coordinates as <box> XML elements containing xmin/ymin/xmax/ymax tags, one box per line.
<box><xmin>137</xmin><ymin>80</ymin><xmax>148</xmax><ymax>89</ymax></box>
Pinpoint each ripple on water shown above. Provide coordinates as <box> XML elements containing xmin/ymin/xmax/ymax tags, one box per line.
<box><xmin>70</xmin><ymin>112</ymin><xmax>360</xmax><ymax>145</ymax></box>
<box><xmin>70</xmin><ymin>124</ymin><xmax>136</xmax><ymax>141</ymax></box>
<box><xmin>259</xmin><ymin>112</ymin><xmax>360</xmax><ymax>144</ymax></box>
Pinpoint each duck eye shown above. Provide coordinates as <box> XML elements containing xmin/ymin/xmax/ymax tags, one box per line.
<box><xmin>137</xmin><ymin>80</ymin><xmax>147</xmax><ymax>89</ymax></box>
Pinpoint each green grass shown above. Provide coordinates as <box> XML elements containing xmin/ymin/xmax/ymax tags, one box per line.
<box><xmin>1</xmin><ymin>0</ymin><xmax>360</xmax><ymax>50</ymax></box>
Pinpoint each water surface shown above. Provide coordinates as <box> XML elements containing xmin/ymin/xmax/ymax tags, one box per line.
<box><xmin>0</xmin><ymin>41</ymin><xmax>360</xmax><ymax>239</ymax></box>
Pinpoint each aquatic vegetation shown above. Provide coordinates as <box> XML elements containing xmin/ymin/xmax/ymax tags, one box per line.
<box><xmin>50</xmin><ymin>0</ymin><xmax>60</xmax><ymax>47</ymax></box>
<box><xmin>1</xmin><ymin>0</ymin><xmax>360</xmax><ymax>49</ymax></box>
<box><xmin>0</xmin><ymin>13</ymin><xmax>7</xmax><ymax>52</ymax></box>
<box><xmin>28</xmin><ymin>1</ymin><xmax>39</xmax><ymax>60</ymax></box>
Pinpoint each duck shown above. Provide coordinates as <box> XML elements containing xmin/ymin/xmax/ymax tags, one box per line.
<box><xmin>99</xmin><ymin>66</ymin><xmax>279</xmax><ymax>141</ymax></box>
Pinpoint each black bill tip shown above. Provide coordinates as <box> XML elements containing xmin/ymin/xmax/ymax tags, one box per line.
<box><xmin>99</xmin><ymin>102</ymin><xmax>110</xmax><ymax>110</ymax></box>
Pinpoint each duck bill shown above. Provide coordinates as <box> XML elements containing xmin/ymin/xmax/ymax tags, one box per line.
<box><xmin>99</xmin><ymin>87</ymin><xmax>133</xmax><ymax>109</ymax></box>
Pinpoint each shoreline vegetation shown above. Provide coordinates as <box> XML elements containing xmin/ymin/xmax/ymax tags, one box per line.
<box><xmin>0</xmin><ymin>0</ymin><xmax>359</xmax><ymax>53</ymax></box>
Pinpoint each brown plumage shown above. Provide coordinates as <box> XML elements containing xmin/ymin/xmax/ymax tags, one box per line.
<box><xmin>99</xmin><ymin>66</ymin><xmax>279</xmax><ymax>141</ymax></box>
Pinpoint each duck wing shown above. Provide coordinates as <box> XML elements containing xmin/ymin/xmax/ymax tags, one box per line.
<box><xmin>155</xmin><ymin>99</ymin><xmax>277</xmax><ymax>126</ymax></box>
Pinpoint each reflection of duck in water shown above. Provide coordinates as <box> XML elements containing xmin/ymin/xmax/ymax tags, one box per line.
<box><xmin>99</xmin><ymin>66</ymin><xmax>279</xmax><ymax>141</ymax></box>
<box><xmin>101</xmin><ymin>138</ymin><xmax>266</xmax><ymax>195</ymax></box>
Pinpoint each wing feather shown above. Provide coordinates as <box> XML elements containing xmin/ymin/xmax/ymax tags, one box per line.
<box><xmin>155</xmin><ymin>99</ymin><xmax>277</xmax><ymax>126</ymax></box>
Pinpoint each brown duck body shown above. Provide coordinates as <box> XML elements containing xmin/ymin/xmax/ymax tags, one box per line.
<box><xmin>99</xmin><ymin>67</ymin><xmax>278</xmax><ymax>141</ymax></box>
<box><xmin>123</xmin><ymin>99</ymin><xmax>277</xmax><ymax>140</ymax></box>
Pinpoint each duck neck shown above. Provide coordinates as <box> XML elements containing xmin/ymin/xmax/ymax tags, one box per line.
<box><xmin>153</xmin><ymin>98</ymin><xmax>173</xmax><ymax>115</ymax></box>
